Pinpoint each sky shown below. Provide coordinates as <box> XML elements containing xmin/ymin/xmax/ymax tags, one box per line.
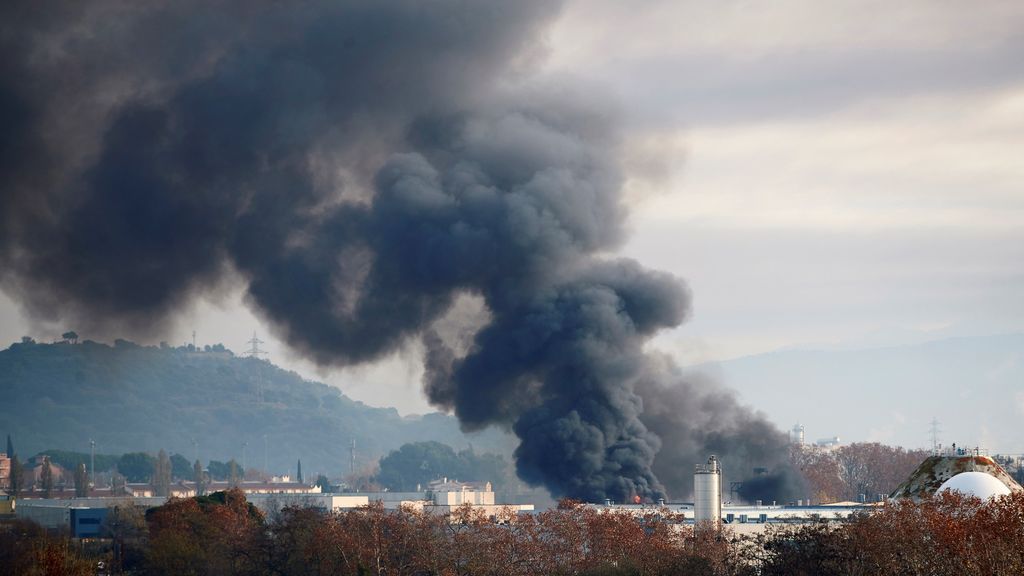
<box><xmin>2</xmin><ymin>0</ymin><xmax>1022</xmax><ymax>444</ymax></box>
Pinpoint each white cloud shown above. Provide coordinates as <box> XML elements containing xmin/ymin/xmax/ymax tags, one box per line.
<box><xmin>548</xmin><ymin>1</ymin><xmax>1024</xmax><ymax>67</ymax></box>
<box><xmin>631</xmin><ymin>85</ymin><xmax>1024</xmax><ymax>231</ymax></box>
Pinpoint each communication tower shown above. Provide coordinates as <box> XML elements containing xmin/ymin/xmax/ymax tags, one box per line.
<box><xmin>929</xmin><ymin>418</ymin><xmax>942</xmax><ymax>455</ymax></box>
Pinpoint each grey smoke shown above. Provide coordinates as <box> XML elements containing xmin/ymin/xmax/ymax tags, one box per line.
<box><xmin>1</xmin><ymin>0</ymin><xmax>792</xmax><ymax>502</ymax></box>
<box><xmin>636</xmin><ymin>362</ymin><xmax>805</xmax><ymax>502</ymax></box>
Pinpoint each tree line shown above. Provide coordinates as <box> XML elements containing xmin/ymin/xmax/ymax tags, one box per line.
<box><xmin>4</xmin><ymin>437</ymin><xmax>250</xmax><ymax>500</ymax></box>
<box><xmin>3</xmin><ymin>489</ymin><xmax>1023</xmax><ymax>575</ymax></box>
<box><xmin>789</xmin><ymin>442</ymin><xmax>932</xmax><ymax>503</ymax></box>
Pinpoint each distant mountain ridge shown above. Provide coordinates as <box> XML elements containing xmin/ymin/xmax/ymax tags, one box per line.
<box><xmin>685</xmin><ymin>332</ymin><xmax>1024</xmax><ymax>453</ymax></box>
<box><xmin>0</xmin><ymin>339</ymin><xmax>511</xmax><ymax>477</ymax></box>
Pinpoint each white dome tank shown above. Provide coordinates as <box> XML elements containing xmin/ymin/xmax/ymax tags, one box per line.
<box><xmin>937</xmin><ymin>471</ymin><xmax>1011</xmax><ymax>500</ymax></box>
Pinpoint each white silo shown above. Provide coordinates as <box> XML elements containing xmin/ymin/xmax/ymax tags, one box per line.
<box><xmin>694</xmin><ymin>455</ymin><xmax>722</xmax><ymax>527</ymax></box>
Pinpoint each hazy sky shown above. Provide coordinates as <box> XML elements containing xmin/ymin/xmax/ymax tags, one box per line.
<box><xmin>3</xmin><ymin>1</ymin><xmax>1022</xmax><ymax>437</ymax></box>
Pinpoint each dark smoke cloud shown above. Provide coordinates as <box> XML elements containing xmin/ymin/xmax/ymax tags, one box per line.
<box><xmin>736</xmin><ymin>467</ymin><xmax>808</xmax><ymax>505</ymax></box>
<box><xmin>636</xmin><ymin>361</ymin><xmax>804</xmax><ymax>503</ymax></box>
<box><xmin>1</xmin><ymin>0</ymin><xmax>791</xmax><ymax>502</ymax></box>
<box><xmin>0</xmin><ymin>0</ymin><xmax>557</xmax><ymax>332</ymax></box>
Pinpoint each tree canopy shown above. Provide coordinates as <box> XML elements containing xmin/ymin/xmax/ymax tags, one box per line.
<box><xmin>40</xmin><ymin>449</ymin><xmax>119</xmax><ymax>473</ymax></box>
<box><xmin>118</xmin><ymin>452</ymin><xmax>156</xmax><ymax>483</ymax></box>
<box><xmin>375</xmin><ymin>441</ymin><xmax>510</xmax><ymax>491</ymax></box>
<box><xmin>170</xmin><ymin>453</ymin><xmax>192</xmax><ymax>480</ymax></box>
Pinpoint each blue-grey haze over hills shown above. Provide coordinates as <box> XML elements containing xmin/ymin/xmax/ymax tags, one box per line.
<box><xmin>0</xmin><ymin>338</ymin><xmax>513</xmax><ymax>479</ymax></box>
<box><xmin>687</xmin><ymin>332</ymin><xmax>1024</xmax><ymax>454</ymax></box>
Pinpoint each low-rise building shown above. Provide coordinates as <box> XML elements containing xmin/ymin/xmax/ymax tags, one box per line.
<box><xmin>246</xmin><ymin>493</ymin><xmax>369</xmax><ymax>515</ymax></box>
<box><xmin>0</xmin><ymin>452</ymin><xmax>10</xmax><ymax>489</ymax></box>
<box><xmin>167</xmin><ymin>480</ymin><xmax>322</xmax><ymax>498</ymax></box>
<box><xmin>16</xmin><ymin>496</ymin><xmax>166</xmax><ymax>531</ymax></box>
<box><xmin>342</xmin><ymin>478</ymin><xmax>534</xmax><ymax>516</ymax></box>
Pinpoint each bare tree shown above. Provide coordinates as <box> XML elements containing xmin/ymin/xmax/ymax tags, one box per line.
<box><xmin>41</xmin><ymin>457</ymin><xmax>54</xmax><ymax>498</ymax></box>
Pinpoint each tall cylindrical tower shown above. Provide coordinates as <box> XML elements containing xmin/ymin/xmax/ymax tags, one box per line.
<box><xmin>694</xmin><ymin>455</ymin><xmax>722</xmax><ymax>527</ymax></box>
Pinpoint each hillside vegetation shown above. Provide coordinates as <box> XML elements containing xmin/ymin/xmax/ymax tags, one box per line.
<box><xmin>0</xmin><ymin>339</ymin><xmax>510</xmax><ymax>477</ymax></box>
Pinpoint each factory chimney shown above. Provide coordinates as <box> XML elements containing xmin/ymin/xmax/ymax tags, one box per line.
<box><xmin>694</xmin><ymin>455</ymin><xmax>722</xmax><ymax>528</ymax></box>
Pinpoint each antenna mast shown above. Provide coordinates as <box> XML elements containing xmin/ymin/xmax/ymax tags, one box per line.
<box><xmin>929</xmin><ymin>417</ymin><xmax>942</xmax><ymax>455</ymax></box>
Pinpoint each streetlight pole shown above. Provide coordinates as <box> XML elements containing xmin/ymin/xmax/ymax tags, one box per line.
<box><xmin>263</xmin><ymin>434</ymin><xmax>268</xmax><ymax>478</ymax></box>
<box><xmin>89</xmin><ymin>439</ymin><xmax>95</xmax><ymax>490</ymax></box>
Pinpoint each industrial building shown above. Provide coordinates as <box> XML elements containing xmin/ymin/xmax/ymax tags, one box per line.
<box><xmin>342</xmin><ymin>479</ymin><xmax>534</xmax><ymax>516</ymax></box>
<box><xmin>15</xmin><ymin>496</ymin><xmax>166</xmax><ymax>536</ymax></box>
<box><xmin>586</xmin><ymin>454</ymin><xmax>874</xmax><ymax>534</ymax></box>
<box><xmin>11</xmin><ymin>477</ymin><xmax>532</xmax><ymax>533</ymax></box>
<box><xmin>592</xmin><ymin>449</ymin><xmax>1023</xmax><ymax>534</ymax></box>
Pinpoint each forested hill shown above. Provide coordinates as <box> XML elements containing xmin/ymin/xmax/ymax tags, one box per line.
<box><xmin>0</xmin><ymin>338</ymin><xmax>510</xmax><ymax>477</ymax></box>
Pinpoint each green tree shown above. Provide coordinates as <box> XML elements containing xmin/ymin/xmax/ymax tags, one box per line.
<box><xmin>207</xmin><ymin>460</ymin><xmax>230</xmax><ymax>481</ymax></box>
<box><xmin>315</xmin><ymin>474</ymin><xmax>331</xmax><ymax>491</ymax></box>
<box><xmin>61</xmin><ymin>331</ymin><xmax>79</xmax><ymax>344</ymax></box>
<box><xmin>376</xmin><ymin>441</ymin><xmax>509</xmax><ymax>491</ymax></box>
<box><xmin>193</xmin><ymin>459</ymin><xmax>204</xmax><ymax>497</ymax></box>
<box><xmin>41</xmin><ymin>457</ymin><xmax>54</xmax><ymax>498</ymax></box>
<box><xmin>40</xmin><ymin>449</ymin><xmax>119</xmax><ymax>474</ymax></box>
<box><xmin>72</xmin><ymin>459</ymin><xmax>87</xmax><ymax>496</ymax></box>
<box><xmin>74</xmin><ymin>462</ymin><xmax>88</xmax><ymax>497</ymax></box>
<box><xmin>376</xmin><ymin>441</ymin><xmax>461</xmax><ymax>491</ymax></box>
<box><xmin>5</xmin><ymin>434</ymin><xmax>12</xmax><ymax>459</ymax></box>
<box><xmin>118</xmin><ymin>452</ymin><xmax>156</xmax><ymax>483</ymax></box>
<box><xmin>169</xmin><ymin>453</ymin><xmax>191</xmax><ymax>480</ymax></box>
<box><xmin>296</xmin><ymin>459</ymin><xmax>303</xmax><ymax>484</ymax></box>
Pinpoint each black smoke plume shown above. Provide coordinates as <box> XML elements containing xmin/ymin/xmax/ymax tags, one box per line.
<box><xmin>736</xmin><ymin>467</ymin><xmax>808</xmax><ymax>505</ymax></box>
<box><xmin>1</xmin><ymin>0</ymin><xmax>792</xmax><ymax>502</ymax></box>
<box><xmin>634</xmin><ymin>360</ymin><xmax>802</xmax><ymax>502</ymax></box>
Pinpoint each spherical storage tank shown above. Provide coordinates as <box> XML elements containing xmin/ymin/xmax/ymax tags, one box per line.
<box><xmin>937</xmin><ymin>472</ymin><xmax>1011</xmax><ymax>499</ymax></box>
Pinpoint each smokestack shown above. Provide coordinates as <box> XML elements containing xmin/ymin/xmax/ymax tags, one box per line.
<box><xmin>694</xmin><ymin>455</ymin><xmax>722</xmax><ymax>528</ymax></box>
